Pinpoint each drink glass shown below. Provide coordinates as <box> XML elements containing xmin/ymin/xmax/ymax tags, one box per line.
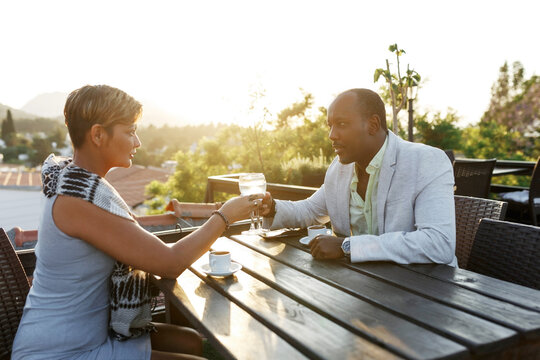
<box><xmin>238</xmin><ymin>173</ymin><xmax>266</xmax><ymax>235</ymax></box>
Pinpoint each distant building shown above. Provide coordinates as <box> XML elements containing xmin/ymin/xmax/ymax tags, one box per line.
<box><xmin>104</xmin><ymin>165</ymin><xmax>172</xmax><ymax>213</ymax></box>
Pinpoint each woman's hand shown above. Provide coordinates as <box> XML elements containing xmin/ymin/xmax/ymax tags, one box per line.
<box><xmin>220</xmin><ymin>194</ymin><xmax>264</xmax><ymax>223</ymax></box>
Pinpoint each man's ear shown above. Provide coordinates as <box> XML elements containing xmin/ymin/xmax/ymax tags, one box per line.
<box><xmin>89</xmin><ymin>124</ymin><xmax>105</xmax><ymax>146</ymax></box>
<box><xmin>367</xmin><ymin>115</ymin><xmax>381</xmax><ymax>135</ymax></box>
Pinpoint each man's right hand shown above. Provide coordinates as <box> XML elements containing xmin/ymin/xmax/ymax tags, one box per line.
<box><xmin>259</xmin><ymin>192</ymin><xmax>273</xmax><ymax>216</ymax></box>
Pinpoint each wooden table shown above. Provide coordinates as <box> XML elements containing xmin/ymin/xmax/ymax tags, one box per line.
<box><xmin>151</xmin><ymin>230</ymin><xmax>540</xmax><ymax>359</ymax></box>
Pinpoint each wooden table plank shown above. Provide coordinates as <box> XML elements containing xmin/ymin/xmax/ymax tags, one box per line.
<box><xmin>190</xmin><ymin>254</ymin><xmax>401</xmax><ymax>360</ymax></box>
<box><xmin>403</xmin><ymin>264</ymin><xmax>540</xmax><ymax>313</ymax></box>
<box><xmin>351</xmin><ymin>262</ymin><xmax>540</xmax><ymax>341</ymax></box>
<box><xmin>232</xmin><ymin>235</ymin><xmax>520</xmax><ymax>357</ymax></box>
<box><xmin>152</xmin><ymin>267</ymin><xmax>308</xmax><ymax>360</ymax></box>
<box><xmin>214</xmin><ymin>237</ymin><xmax>469</xmax><ymax>359</ymax></box>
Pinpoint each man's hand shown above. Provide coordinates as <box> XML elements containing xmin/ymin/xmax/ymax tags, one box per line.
<box><xmin>259</xmin><ymin>192</ymin><xmax>273</xmax><ymax>216</ymax></box>
<box><xmin>309</xmin><ymin>235</ymin><xmax>345</xmax><ymax>259</ymax></box>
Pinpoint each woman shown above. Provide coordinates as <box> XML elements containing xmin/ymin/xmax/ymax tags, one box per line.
<box><xmin>12</xmin><ymin>85</ymin><xmax>261</xmax><ymax>359</ymax></box>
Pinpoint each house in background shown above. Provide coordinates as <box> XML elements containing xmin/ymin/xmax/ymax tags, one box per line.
<box><xmin>105</xmin><ymin>165</ymin><xmax>171</xmax><ymax>214</ymax></box>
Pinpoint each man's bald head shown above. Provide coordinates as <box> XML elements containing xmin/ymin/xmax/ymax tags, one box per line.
<box><xmin>336</xmin><ymin>89</ymin><xmax>387</xmax><ymax>133</ymax></box>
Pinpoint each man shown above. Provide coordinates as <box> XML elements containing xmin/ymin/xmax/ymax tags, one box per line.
<box><xmin>261</xmin><ymin>88</ymin><xmax>457</xmax><ymax>266</ymax></box>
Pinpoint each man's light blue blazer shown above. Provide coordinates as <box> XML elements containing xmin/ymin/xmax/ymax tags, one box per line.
<box><xmin>270</xmin><ymin>131</ymin><xmax>458</xmax><ymax>266</ymax></box>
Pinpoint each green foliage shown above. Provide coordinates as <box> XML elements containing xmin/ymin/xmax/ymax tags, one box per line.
<box><xmin>483</xmin><ymin>61</ymin><xmax>540</xmax><ymax>134</ymax></box>
<box><xmin>133</xmin><ymin>124</ymin><xmax>227</xmax><ymax>167</ymax></box>
<box><xmin>47</xmin><ymin>126</ymin><xmax>67</xmax><ymax>148</ymax></box>
<box><xmin>415</xmin><ymin>111</ymin><xmax>462</xmax><ymax>151</ymax></box>
<box><xmin>276</xmin><ymin>92</ymin><xmax>314</xmax><ymax>128</ymax></box>
<box><xmin>461</xmin><ymin>121</ymin><xmax>527</xmax><ymax>160</ymax></box>
<box><xmin>281</xmin><ymin>149</ymin><xmax>329</xmax><ymax>186</ymax></box>
<box><xmin>461</xmin><ymin>120</ymin><xmax>529</xmax><ymax>195</ymax></box>
<box><xmin>292</xmin><ymin>107</ymin><xmax>333</xmax><ymax>160</ymax></box>
<box><xmin>374</xmin><ymin>44</ymin><xmax>421</xmax><ymax>134</ymax></box>
<box><xmin>29</xmin><ymin>136</ymin><xmax>54</xmax><ymax>166</ymax></box>
<box><xmin>144</xmin><ymin>181</ymin><xmax>172</xmax><ymax>215</ymax></box>
<box><xmin>1</xmin><ymin>145</ymin><xmax>29</xmax><ymax>163</ymax></box>
<box><xmin>478</xmin><ymin>60</ymin><xmax>539</xmax><ymax>160</ymax></box>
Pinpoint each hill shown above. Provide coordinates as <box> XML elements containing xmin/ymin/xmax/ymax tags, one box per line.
<box><xmin>21</xmin><ymin>92</ymin><xmax>67</xmax><ymax>119</ymax></box>
<box><xmin>0</xmin><ymin>103</ymin><xmax>42</xmax><ymax>120</ymax></box>
<box><xmin>16</xmin><ymin>92</ymin><xmax>191</xmax><ymax>127</ymax></box>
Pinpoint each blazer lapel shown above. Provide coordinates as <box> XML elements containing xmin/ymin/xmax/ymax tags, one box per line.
<box><xmin>328</xmin><ymin>161</ymin><xmax>353</xmax><ymax>235</ymax></box>
<box><xmin>377</xmin><ymin>132</ymin><xmax>398</xmax><ymax>233</ymax></box>
<box><xmin>338</xmin><ymin>164</ymin><xmax>353</xmax><ymax>233</ymax></box>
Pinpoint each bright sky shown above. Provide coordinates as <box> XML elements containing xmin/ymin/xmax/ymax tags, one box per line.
<box><xmin>1</xmin><ymin>0</ymin><xmax>539</xmax><ymax>128</ymax></box>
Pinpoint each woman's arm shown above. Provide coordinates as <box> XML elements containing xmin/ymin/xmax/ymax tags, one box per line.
<box><xmin>131</xmin><ymin>200</ymin><xmax>222</xmax><ymax>228</ymax></box>
<box><xmin>166</xmin><ymin>199</ymin><xmax>222</xmax><ymax>219</ymax></box>
<box><xmin>53</xmin><ymin>194</ymin><xmax>257</xmax><ymax>278</ymax></box>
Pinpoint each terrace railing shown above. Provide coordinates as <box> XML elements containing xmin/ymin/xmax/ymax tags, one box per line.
<box><xmin>490</xmin><ymin>159</ymin><xmax>536</xmax><ymax>193</ymax></box>
<box><xmin>204</xmin><ymin>173</ymin><xmax>318</xmax><ymax>203</ymax></box>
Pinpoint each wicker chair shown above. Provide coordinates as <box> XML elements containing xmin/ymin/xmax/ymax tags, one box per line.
<box><xmin>0</xmin><ymin>228</ymin><xmax>30</xmax><ymax>359</ymax></box>
<box><xmin>454</xmin><ymin>195</ymin><xmax>507</xmax><ymax>268</ymax></box>
<box><xmin>444</xmin><ymin>150</ymin><xmax>455</xmax><ymax>164</ymax></box>
<box><xmin>453</xmin><ymin>158</ymin><xmax>496</xmax><ymax>198</ymax></box>
<box><xmin>468</xmin><ymin>218</ymin><xmax>540</xmax><ymax>290</ymax></box>
<box><xmin>498</xmin><ymin>156</ymin><xmax>540</xmax><ymax>226</ymax></box>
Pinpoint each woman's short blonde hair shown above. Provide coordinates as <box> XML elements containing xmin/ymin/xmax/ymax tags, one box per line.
<box><xmin>64</xmin><ymin>85</ymin><xmax>142</xmax><ymax>148</ymax></box>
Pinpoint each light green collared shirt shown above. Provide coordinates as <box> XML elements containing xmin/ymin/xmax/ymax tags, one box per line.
<box><xmin>349</xmin><ymin>136</ymin><xmax>388</xmax><ymax>236</ymax></box>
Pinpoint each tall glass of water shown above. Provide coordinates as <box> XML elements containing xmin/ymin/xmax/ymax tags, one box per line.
<box><xmin>238</xmin><ymin>173</ymin><xmax>266</xmax><ymax>235</ymax></box>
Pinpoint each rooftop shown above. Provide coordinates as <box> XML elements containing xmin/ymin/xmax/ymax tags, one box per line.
<box><xmin>105</xmin><ymin>165</ymin><xmax>171</xmax><ymax>207</ymax></box>
<box><xmin>0</xmin><ymin>166</ymin><xmax>41</xmax><ymax>190</ymax></box>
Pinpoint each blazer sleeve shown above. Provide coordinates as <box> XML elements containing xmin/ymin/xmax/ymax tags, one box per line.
<box><xmin>349</xmin><ymin>149</ymin><xmax>457</xmax><ymax>266</ymax></box>
<box><xmin>268</xmin><ymin>185</ymin><xmax>331</xmax><ymax>229</ymax></box>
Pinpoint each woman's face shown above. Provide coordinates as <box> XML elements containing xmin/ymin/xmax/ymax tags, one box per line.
<box><xmin>102</xmin><ymin>123</ymin><xmax>141</xmax><ymax>168</ymax></box>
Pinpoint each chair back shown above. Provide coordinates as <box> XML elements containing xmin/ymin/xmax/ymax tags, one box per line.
<box><xmin>454</xmin><ymin>195</ymin><xmax>507</xmax><ymax>268</ymax></box>
<box><xmin>453</xmin><ymin>158</ymin><xmax>496</xmax><ymax>198</ymax></box>
<box><xmin>0</xmin><ymin>228</ymin><xmax>30</xmax><ymax>359</ymax></box>
<box><xmin>444</xmin><ymin>150</ymin><xmax>455</xmax><ymax>164</ymax></box>
<box><xmin>468</xmin><ymin>219</ymin><xmax>540</xmax><ymax>290</ymax></box>
<box><xmin>528</xmin><ymin>157</ymin><xmax>540</xmax><ymax>226</ymax></box>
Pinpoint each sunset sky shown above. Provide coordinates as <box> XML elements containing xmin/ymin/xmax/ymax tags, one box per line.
<box><xmin>1</xmin><ymin>0</ymin><xmax>539</xmax><ymax>127</ymax></box>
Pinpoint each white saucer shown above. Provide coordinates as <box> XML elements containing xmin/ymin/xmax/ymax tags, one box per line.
<box><xmin>299</xmin><ymin>236</ymin><xmax>314</xmax><ymax>245</ymax></box>
<box><xmin>201</xmin><ymin>262</ymin><xmax>242</xmax><ymax>277</ymax></box>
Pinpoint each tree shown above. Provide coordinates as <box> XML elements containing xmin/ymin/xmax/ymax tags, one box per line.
<box><xmin>374</xmin><ymin>44</ymin><xmax>421</xmax><ymax>133</ymax></box>
<box><xmin>47</xmin><ymin>126</ymin><xmax>67</xmax><ymax>148</ymax></box>
<box><xmin>481</xmin><ymin>61</ymin><xmax>540</xmax><ymax>159</ymax></box>
<box><xmin>30</xmin><ymin>136</ymin><xmax>54</xmax><ymax>166</ymax></box>
<box><xmin>275</xmin><ymin>92</ymin><xmax>314</xmax><ymax>128</ymax></box>
<box><xmin>415</xmin><ymin>111</ymin><xmax>463</xmax><ymax>151</ymax></box>
<box><xmin>461</xmin><ymin>120</ymin><xmax>527</xmax><ymax>161</ymax></box>
<box><xmin>1</xmin><ymin>110</ymin><xmax>16</xmax><ymax>146</ymax></box>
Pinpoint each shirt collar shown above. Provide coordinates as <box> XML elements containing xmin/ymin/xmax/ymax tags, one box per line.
<box><xmin>350</xmin><ymin>135</ymin><xmax>388</xmax><ymax>187</ymax></box>
<box><xmin>365</xmin><ymin>136</ymin><xmax>388</xmax><ymax>175</ymax></box>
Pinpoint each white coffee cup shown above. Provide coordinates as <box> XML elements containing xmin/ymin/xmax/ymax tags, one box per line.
<box><xmin>307</xmin><ymin>225</ymin><xmax>332</xmax><ymax>239</ymax></box>
<box><xmin>209</xmin><ymin>251</ymin><xmax>231</xmax><ymax>273</ymax></box>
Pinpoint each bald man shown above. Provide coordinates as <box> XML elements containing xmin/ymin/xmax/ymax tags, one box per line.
<box><xmin>261</xmin><ymin>88</ymin><xmax>457</xmax><ymax>266</ymax></box>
